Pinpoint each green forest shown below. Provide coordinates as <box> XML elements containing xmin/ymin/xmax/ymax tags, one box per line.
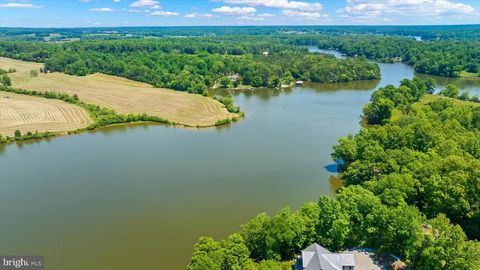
<box><xmin>1</xmin><ymin>27</ymin><xmax>478</xmax><ymax>93</ymax></box>
<box><xmin>287</xmin><ymin>34</ymin><xmax>480</xmax><ymax>78</ymax></box>
<box><xmin>188</xmin><ymin>79</ymin><xmax>480</xmax><ymax>270</ymax></box>
<box><xmin>1</xmin><ymin>25</ymin><xmax>479</xmax><ymax>41</ymax></box>
<box><xmin>0</xmin><ymin>37</ymin><xmax>379</xmax><ymax>95</ymax></box>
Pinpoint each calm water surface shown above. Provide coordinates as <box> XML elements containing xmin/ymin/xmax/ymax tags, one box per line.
<box><xmin>1</xmin><ymin>49</ymin><xmax>480</xmax><ymax>269</ymax></box>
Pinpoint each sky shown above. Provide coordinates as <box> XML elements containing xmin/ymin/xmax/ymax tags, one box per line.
<box><xmin>0</xmin><ymin>0</ymin><xmax>479</xmax><ymax>28</ymax></box>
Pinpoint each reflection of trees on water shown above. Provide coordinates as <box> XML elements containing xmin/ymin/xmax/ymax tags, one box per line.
<box><xmin>0</xmin><ymin>136</ymin><xmax>55</xmax><ymax>152</ymax></box>
<box><xmin>416</xmin><ymin>73</ymin><xmax>480</xmax><ymax>94</ymax></box>
<box><xmin>89</xmin><ymin>122</ymin><xmax>169</xmax><ymax>137</ymax></box>
<box><xmin>303</xmin><ymin>80</ymin><xmax>378</xmax><ymax>92</ymax></box>
<box><xmin>211</xmin><ymin>80</ymin><xmax>378</xmax><ymax>102</ymax></box>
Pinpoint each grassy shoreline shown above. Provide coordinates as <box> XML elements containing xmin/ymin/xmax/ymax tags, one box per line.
<box><xmin>0</xmin><ymin>85</ymin><xmax>244</xmax><ymax>144</ymax></box>
<box><xmin>460</xmin><ymin>71</ymin><xmax>480</xmax><ymax>79</ymax></box>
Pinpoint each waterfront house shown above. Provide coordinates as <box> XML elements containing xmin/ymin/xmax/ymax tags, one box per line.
<box><xmin>299</xmin><ymin>243</ymin><xmax>355</xmax><ymax>270</ymax></box>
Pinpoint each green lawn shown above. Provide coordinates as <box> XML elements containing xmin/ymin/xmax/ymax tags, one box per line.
<box><xmin>460</xmin><ymin>71</ymin><xmax>480</xmax><ymax>79</ymax></box>
<box><xmin>413</xmin><ymin>94</ymin><xmax>480</xmax><ymax>110</ymax></box>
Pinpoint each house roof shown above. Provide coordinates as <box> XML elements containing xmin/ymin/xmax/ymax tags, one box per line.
<box><xmin>302</xmin><ymin>243</ymin><xmax>355</xmax><ymax>270</ymax></box>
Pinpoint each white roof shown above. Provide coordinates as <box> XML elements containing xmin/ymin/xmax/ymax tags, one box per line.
<box><xmin>302</xmin><ymin>243</ymin><xmax>355</xmax><ymax>270</ymax></box>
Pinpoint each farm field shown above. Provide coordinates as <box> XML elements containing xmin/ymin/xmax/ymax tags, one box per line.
<box><xmin>0</xmin><ymin>91</ymin><xmax>92</xmax><ymax>137</ymax></box>
<box><xmin>0</xmin><ymin>57</ymin><xmax>238</xmax><ymax>127</ymax></box>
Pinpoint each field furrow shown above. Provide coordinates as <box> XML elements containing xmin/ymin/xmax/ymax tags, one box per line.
<box><xmin>0</xmin><ymin>92</ymin><xmax>92</xmax><ymax>137</ymax></box>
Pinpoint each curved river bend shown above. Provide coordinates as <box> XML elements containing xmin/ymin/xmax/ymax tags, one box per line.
<box><xmin>1</xmin><ymin>49</ymin><xmax>479</xmax><ymax>269</ymax></box>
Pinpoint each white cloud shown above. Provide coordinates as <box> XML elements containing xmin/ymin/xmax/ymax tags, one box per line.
<box><xmin>257</xmin><ymin>13</ymin><xmax>275</xmax><ymax>17</ymax></box>
<box><xmin>0</xmin><ymin>2</ymin><xmax>42</xmax><ymax>8</ymax></box>
<box><xmin>213</xmin><ymin>6</ymin><xmax>256</xmax><ymax>14</ymax></box>
<box><xmin>130</xmin><ymin>0</ymin><xmax>160</xmax><ymax>9</ymax></box>
<box><xmin>150</xmin><ymin>11</ymin><xmax>179</xmax><ymax>16</ymax></box>
<box><xmin>282</xmin><ymin>10</ymin><xmax>322</xmax><ymax>18</ymax></box>
<box><xmin>340</xmin><ymin>0</ymin><xmax>475</xmax><ymax>21</ymax></box>
<box><xmin>185</xmin><ymin>12</ymin><xmax>214</xmax><ymax>18</ymax></box>
<box><xmin>90</xmin><ymin>7</ymin><xmax>115</xmax><ymax>12</ymax></box>
<box><xmin>214</xmin><ymin>0</ymin><xmax>322</xmax><ymax>11</ymax></box>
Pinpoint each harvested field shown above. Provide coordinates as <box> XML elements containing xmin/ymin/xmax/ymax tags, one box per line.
<box><xmin>0</xmin><ymin>91</ymin><xmax>92</xmax><ymax>137</ymax></box>
<box><xmin>0</xmin><ymin>57</ymin><xmax>238</xmax><ymax>127</ymax></box>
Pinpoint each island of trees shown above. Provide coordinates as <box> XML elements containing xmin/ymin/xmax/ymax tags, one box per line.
<box><xmin>188</xmin><ymin>79</ymin><xmax>480</xmax><ymax>270</ymax></box>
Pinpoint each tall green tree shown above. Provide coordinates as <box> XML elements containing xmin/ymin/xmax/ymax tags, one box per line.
<box><xmin>440</xmin><ymin>84</ymin><xmax>460</xmax><ymax>98</ymax></box>
<box><xmin>188</xmin><ymin>237</ymin><xmax>223</xmax><ymax>270</ymax></box>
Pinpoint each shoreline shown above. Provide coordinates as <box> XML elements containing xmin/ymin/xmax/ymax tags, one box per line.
<box><xmin>0</xmin><ymin>115</ymin><xmax>245</xmax><ymax>145</ymax></box>
<box><xmin>0</xmin><ymin>87</ymin><xmax>245</xmax><ymax>145</ymax></box>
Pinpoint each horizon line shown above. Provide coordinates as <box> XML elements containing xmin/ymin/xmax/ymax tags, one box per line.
<box><xmin>1</xmin><ymin>23</ymin><xmax>480</xmax><ymax>30</ymax></box>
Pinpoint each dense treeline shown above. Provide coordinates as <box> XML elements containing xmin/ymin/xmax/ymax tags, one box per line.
<box><xmin>2</xmin><ymin>25</ymin><xmax>480</xmax><ymax>41</ymax></box>
<box><xmin>334</xmin><ymin>82</ymin><xmax>480</xmax><ymax>239</ymax></box>
<box><xmin>189</xmin><ymin>79</ymin><xmax>480</xmax><ymax>269</ymax></box>
<box><xmin>0</xmin><ymin>37</ymin><xmax>380</xmax><ymax>95</ymax></box>
<box><xmin>189</xmin><ymin>187</ymin><xmax>480</xmax><ymax>270</ymax></box>
<box><xmin>362</xmin><ymin>78</ymin><xmax>435</xmax><ymax>124</ymax></box>
<box><xmin>1</xmin><ymin>27</ymin><xmax>478</xmax><ymax>84</ymax></box>
<box><xmin>287</xmin><ymin>34</ymin><xmax>480</xmax><ymax>78</ymax></box>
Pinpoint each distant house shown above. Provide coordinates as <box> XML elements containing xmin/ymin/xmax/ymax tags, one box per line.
<box><xmin>300</xmin><ymin>243</ymin><xmax>355</xmax><ymax>270</ymax></box>
<box><xmin>262</xmin><ymin>51</ymin><xmax>269</xmax><ymax>56</ymax></box>
<box><xmin>296</xmin><ymin>81</ymin><xmax>304</xmax><ymax>86</ymax></box>
<box><xmin>228</xmin><ymin>74</ymin><xmax>240</xmax><ymax>82</ymax></box>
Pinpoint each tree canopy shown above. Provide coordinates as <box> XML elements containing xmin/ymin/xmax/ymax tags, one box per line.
<box><xmin>190</xmin><ymin>79</ymin><xmax>480</xmax><ymax>269</ymax></box>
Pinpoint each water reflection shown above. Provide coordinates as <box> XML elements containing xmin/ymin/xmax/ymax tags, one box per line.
<box><xmin>303</xmin><ymin>80</ymin><xmax>378</xmax><ymax>92</ymax></box>
<box><xmin>311</xmin><ymin>47</ymin><xmax>347</xmax><ymax>59</ymax></box>
<box><xmin>313</xmin><ymin>47</ymin><xmax>480</xmax><ymax>94</ymax></box>
<box><xmin>416</xmin><ymin>73</ymin><xmax>480</xmax><ymax>94</ymax></box>
<box><xmin>211</xmin><ymin>80</ymin><xmax>378</xmax><ymax>101</ymax></box>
